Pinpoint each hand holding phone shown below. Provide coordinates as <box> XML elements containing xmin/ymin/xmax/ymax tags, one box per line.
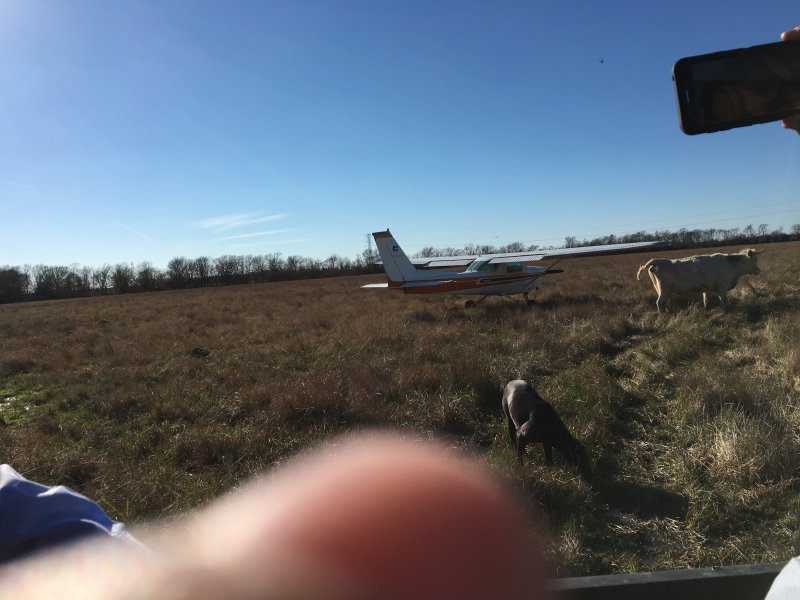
<box><xmin>673</xmin><ymin>39</ymin><xmax>800</xmax><ymax>135</ymax></box>
<box><xmin>782</xmin><ymin>27</ymin><xmax>800</xmax><ymax>133</ymax></box>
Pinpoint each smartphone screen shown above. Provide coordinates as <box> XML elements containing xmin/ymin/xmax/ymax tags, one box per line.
<box><xmin>673</xmin><ymin>41</ymin><xmax>800</xmax><ymax>134</ymax></box>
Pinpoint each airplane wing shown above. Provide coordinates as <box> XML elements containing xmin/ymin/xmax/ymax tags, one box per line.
<box><xmin>379</xmin><ymin>240</ymin><xmax>665</xmax><ymax>269</ymax></box>
<box><xmin>481</xmin><ymin>241</ymin><xmax>666</xmax><ymax>264</ymax></box>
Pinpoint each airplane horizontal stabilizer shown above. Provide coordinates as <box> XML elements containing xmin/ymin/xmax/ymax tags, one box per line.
<box><xmin>361</xmin><ymin>283</ymin><xmax>389</xmax><ymax>289</ymax></box>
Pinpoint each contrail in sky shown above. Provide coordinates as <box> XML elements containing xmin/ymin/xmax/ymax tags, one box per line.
<box><xmin>193</xmin><ymin>212</ymin><xmax>287</xmax><ymax>233</ymax></box>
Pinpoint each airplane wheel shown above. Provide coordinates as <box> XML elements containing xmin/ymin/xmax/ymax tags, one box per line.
<box><xmin>526</xmin><ymin>299</ymin><xmax>537</xmax><ymax>307</ymax></box>
<box><xmin>464</xmin><ymin>300</ymin><xmax>476</xmax><ymax>309</ymax></box>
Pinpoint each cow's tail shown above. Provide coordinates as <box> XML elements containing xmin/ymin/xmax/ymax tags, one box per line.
<box><xmin>636</xmin><ymin>259</ymin><xmax>656</xmax><ymax>280</ymax></box>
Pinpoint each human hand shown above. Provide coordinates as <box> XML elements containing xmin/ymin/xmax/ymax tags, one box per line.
<box><xmin>781</xmin><ymin>27</ymin><xmax>800</xmax><ymax>133</ymax></box>
<box><xmin>0</xmin><ymin>434</ymin><xmax>548</xmax><ymax>599</ymax></box>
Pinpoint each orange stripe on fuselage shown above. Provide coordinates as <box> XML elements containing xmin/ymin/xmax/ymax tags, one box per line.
<box><xmin>387</xmin><ymin>273</ymin><xmax>538</xmax><ymax>295</ymax></box>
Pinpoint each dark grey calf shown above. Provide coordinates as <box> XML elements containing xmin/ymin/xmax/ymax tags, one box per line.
<box><xmin>502</xmin><ymin>380</ymin><xmax>590</xmax><ymax>474</ymax></box>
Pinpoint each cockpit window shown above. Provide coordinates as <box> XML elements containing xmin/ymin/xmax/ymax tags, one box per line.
<box><xmin>466</xmin><ymin>260</ymin><xmax>497</xmax><ymax>273</ymax></box>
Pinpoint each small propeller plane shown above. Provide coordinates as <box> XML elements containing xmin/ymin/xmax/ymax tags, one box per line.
<box><xmin>362</xmin><ymin>229</ymin><xmax>663</xmax><ymax>308</ymax></box>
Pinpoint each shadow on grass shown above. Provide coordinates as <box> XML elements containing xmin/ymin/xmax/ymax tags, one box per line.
<box><xmin>603</xmin><ymin>385</ymin><xmax>648</xmax><ymax>439</ymax></box>
<box><xmin>535</xmin><ymin>292</ymin><xmax>606</xmax><ymax>310</ymax></box>
<box><xmin>644</xmin><ymin>291</ymin><xmax>799</xmax><ymax>322</ymax></box>
<box><xmin>592</xmin><ymin>478</ymin><xmax>689</xmax><ymax>520</ymax></box>
<box><xmin>734</xmin><ymin>294</ymin><xmax>800</xmax><ymax>322</ymax></box>
<box><xmin>410</xmin><ymin>308</ymin><xmax>438</xmax><ymax>322</ymax></box>
<box><xmin>473</xmin><ymin>376</ymin><xmax>503</xmax><ymax>418</ymax></box>
<box><xmin>430</xmin><ymin>290</ymin><xmax>617</xmax><ymax>320</ymax></box>
<box><xmin>470</xmin><ymin>300</ymin><xmax>533</xmax><ymax>319</ymax></box>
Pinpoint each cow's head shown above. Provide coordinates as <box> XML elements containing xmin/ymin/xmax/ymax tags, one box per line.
<box><xmin>739</xmin><ymin>248</ymin><xmax>764</xmax><ymax>274</ymax></box>
<box><xmin>564</xmin><ymin>439</ymin><xmax>592</xmax><ymax>478</ymax></box>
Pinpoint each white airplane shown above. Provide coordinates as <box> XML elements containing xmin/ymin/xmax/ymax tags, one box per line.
<box><xmin>362</xmin><ymin>229</ymin><xmax>663</xmax><ymax>308</ymax></box>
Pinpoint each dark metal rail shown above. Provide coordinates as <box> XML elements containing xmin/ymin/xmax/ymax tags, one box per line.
<box><xmin>551</xmin><ymin>562</ymin><xmax>785</xmax><ymax>600</ymax></box>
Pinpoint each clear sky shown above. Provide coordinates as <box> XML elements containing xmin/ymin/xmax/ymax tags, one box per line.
<box><xmin>1</xmin><ymin>1</ymin><xmax>798</xmax><ymax>268</ymax></box>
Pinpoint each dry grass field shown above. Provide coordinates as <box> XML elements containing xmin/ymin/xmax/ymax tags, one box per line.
<box><xmin>1</xmin><ymin>241</ymin><xmax>799</xmax><ymax>576</ymax></box>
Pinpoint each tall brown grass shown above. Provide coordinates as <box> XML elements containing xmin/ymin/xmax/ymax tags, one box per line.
<box><xmin>1</xmin><ymin>241</ymin><xmax>798</xmax><ymax>575</ymax></box>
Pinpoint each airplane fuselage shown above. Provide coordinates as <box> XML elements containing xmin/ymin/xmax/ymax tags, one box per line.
<box><xmin>387</xmin><ymin>266</ymin><xmax>546</xmax><ymax>296</ymax></box>
<box><xmin>363</xmin><ymin>229</ymin><xmax>663</xmax><ymax>307</ymax></box>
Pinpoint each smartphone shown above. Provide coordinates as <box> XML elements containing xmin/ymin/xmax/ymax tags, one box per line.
<box><xmin>673</xmin><ymin>41</ymin><xmax>800</xmax><ymax>135</ymax></box>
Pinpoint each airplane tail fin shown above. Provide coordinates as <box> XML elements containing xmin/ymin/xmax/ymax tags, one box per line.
<box><xmin>372</xmin><ymin>230</ymin><xmax>418</xmax><ymax>283</ymax></box>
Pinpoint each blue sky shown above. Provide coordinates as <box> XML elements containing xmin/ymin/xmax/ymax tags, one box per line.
<box><xmin>1</xmin><ymin>1</ymin><xmax>798</xmax><ymax>268</ymax></box>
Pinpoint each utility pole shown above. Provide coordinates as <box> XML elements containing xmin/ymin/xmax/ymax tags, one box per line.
<box><xmin>364</xmin><ymin>234</ymin><xmax>376</xmax><ymax>269</ymax></box>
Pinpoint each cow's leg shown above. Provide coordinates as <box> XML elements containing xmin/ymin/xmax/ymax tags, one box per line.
<box><xmin>702</xmin><ymin>292</ymin><xmax>709</xmax><ymax>309</ymax></box>
<box><xmin>648</xmin><ymin>272</ymin><xmax>663</xmax><ymax>312</ymax></box>
<box><xmin>656</xmin><ymin>291</ymin><xmax>669</xmax><ymax>313</ymax></box>
<box><xmin>506</xmin><ymin>413</ymin><xmax>517</xmax><ymax>446</ymax></box>
<box><xmin>516</xmin><ymin>436</ymin><xmax>527</xmax><ymax>465</ymax></box>
<box><xmin>542</xmin><ymin>444</ymin><xmax>554</xmax><ymax>465</ymax></box>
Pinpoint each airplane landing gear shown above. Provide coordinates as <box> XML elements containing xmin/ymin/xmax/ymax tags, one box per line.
<box><xmin>523</xmin><ymin>292</ymin><xmax>537</xmax><ymax>307</ymax></box>
<box><xmin>464</xmin><ymin>296</ymin><xmax>489</xmax><ymax>309</ymax></box>
<box><xmin>464</xmin><ymin>294</ymin><xmax>536</xmax><ymax>309</ymax></box>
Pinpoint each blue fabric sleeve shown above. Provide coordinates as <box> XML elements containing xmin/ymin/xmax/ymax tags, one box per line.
<box><xmin>0</xmin><ymin>464</ymin><xmax>139</xmax><ymax>562</ymax></box>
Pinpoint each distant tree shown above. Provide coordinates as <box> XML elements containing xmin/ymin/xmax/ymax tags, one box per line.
<box><xmin>723</xmin><ymin>228</ymin><xmax>739</xmax><ymax>241</ymax></box>
<box><xmin>285</xmin><ymin>255</ymin><xmax>302</xmax><ymax>276</ymax></box>
<box><xmin>336</xmin><ymin>255</ymin><xmax>352</xmax><ymax>271</ymax></box>
<box><xmin>498</xmin><ymin>242</ymin><xmax>526</xmax><ymax>253</ymax></box>
<box><xmin>249</xmin><ymin>255</ymin><xmax>267</xmax><ymax>283</ymax></box>
<box><xmin>33</xmin><ymin>265</ymin><xmax>69</xmax><ymax>298</ymax></box>
<box><xmin>20</xmin><ymin>265</ymin><xmax>33</xmax><ymax>296</ymax></box>
<box><xmin>237</xmin><ymin>255</ymin><xmax>251</xmax><ymax>284</ymax></box>
<box><xmin>92</xmin><ymin>264</ymin><xmax>112</xmax><ymax>295</ymax></box>
<box><xmin>417</xmin><ymin>246</ymin><xmax>438</xmax><ymax>258</ymax></box>
<box><xmin>193</xmin><ymin>256</ymin><xmax>210</xmax><ymax>287</ymax></box>
<box><xmin>79</xmin><ymin>265</ymin><xmax>93</xmax><ymax>296</ymax></box>
<box><xmin>167</xmin><ymin>257</ymin><xmax>192</xmax><ymax>289</ymax></box>
<box><xmin>324</xmin><ymin>255</ymin><xmax>338</xmax><ymax>272</ymax></box>
<box><xmin>265</xmin><ymin>253</ymin><xmax>284</xmax><ymax>281</ymax></box>
<box><xmin>303</xmin><ymin>257</ymin><xmax>322</xmax><ymax>276</ymax></box>
<box><xmin>136</xmin><ymin>262</ymin><xmax>161</xmax><ymax>292</ymax></box>
<box><xmin>463</xmin><ymin>243</ymin><xmax>496</xmax><ymax>255</ymax></box>
<box><xmin>620</xmin><ymin>231</ymin><xmax>651</xmax><ymax>243</ymax></box>
<box><xmin>0</xmin><ymin>267</ymin><xmax>29</xmax><ymax>303</ymax></box>
<box><xmin>112</xmin><ymin>263</ymin><xmax>134</xmax><ymax>294</ymax></box>
<box><xmin>63</xmin><ymin>269</ymin><xmax>82</xmax><ymax>297</ymax></box>
<box><xmin>214</xmin><ymin>255</ymin><xmax>241</xmax><ymax>285</ymax></box>
<box><xmin>564</xmin><ymin>236</ymin><xmax>578</xmax><ymax>248</ymax></box>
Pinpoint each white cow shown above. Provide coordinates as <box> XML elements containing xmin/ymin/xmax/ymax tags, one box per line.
<box><xmin>636</xmin><ymin>248</ymin><xmax>763</xmax><ymax>312</ymax></box>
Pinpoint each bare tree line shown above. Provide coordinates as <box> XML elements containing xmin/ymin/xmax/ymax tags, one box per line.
<box><xmin>416</xmin><ymin>223</ymin><xmax>800</xmax><ymax>256</ymax></box>
<box><xmin>0</xmin><ymin>251</ymin><xmax>380</xmax><ymax>304</ymax></box>
<box><xmin>1</xmin><ymin>223</ymin><xmax>797</xmax><ymax>304</ymax></box>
